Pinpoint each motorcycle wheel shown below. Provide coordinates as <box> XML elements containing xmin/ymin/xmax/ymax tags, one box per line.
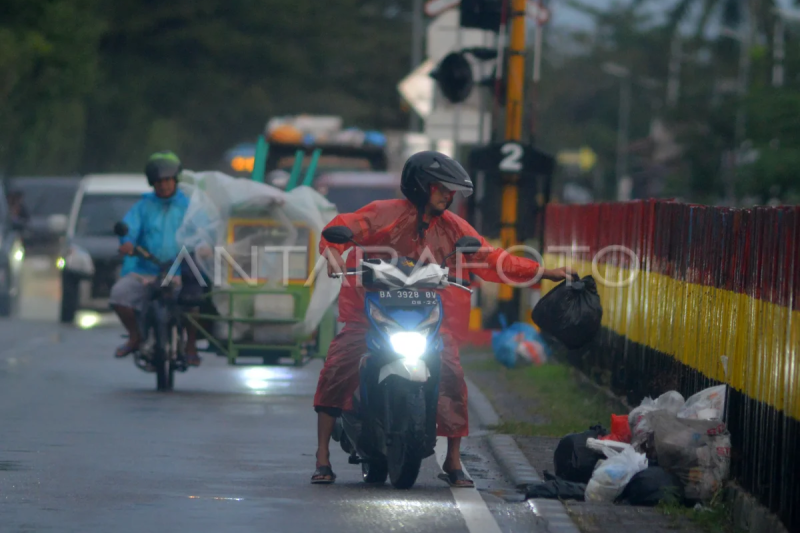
<box><xmin>386</xmin><ymin>381</ymin><xmax>426</xmax><ymax>489</ymax></box>
<box><xmin>152</xmin><ymin>322</ymin><xmax>174</xmax><ymax>391</ymax></box>
<box><xmin>362</xmin><ymin>460</ymin><xmax>388</xmax><ymax>484</ymax></box>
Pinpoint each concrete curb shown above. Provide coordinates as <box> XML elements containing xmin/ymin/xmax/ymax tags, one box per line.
<box><xmin>466</xmin><ymin>377</ymin><xmax>582</xmax><ymax>533</ymax></box>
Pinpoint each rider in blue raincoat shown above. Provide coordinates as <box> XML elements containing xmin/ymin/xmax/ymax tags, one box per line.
<box><xmin>109</xmin><ymin>151</ymin><xmax>203</xmax><ymax>366</ymax></box>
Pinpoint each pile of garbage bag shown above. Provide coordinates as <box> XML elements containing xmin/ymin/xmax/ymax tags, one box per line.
<box><xmin>524</xmin><ymin>384</ymin><xmax>730</xmax><ymax>507</ymax></box>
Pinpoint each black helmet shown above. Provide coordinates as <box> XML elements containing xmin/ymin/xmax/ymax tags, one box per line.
<box><xmin>400</xmin><ymin>151</ymin><xmax>473</xmax><ymax>208</ymax></box>
<box><xmin>145</xmin><ymin>151</ymin><xmax>182</xmax><ymax>186</ymax></box>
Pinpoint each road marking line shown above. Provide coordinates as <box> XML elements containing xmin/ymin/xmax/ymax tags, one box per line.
<box><xmin>435</xmin><ymin>436</ymin><xmax>503</xmax><ymax>533</ymax></box>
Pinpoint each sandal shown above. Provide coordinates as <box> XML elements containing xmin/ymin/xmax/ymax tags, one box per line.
<box><xmin>311</xmin><ymin>465</ymin><xmax>336</xmax><ymax>485</ymax></box>
<box><xmin>115</xmin><ymin>342</ymin><xmax>139</xmax><ymax>358</ymax></box>
<box><xmin>185</xmin><ymin>352</ymin><xmax>201</xmax><ymax>367</ymax></box>
<box><xmin>438</xmin><ymin>469</ymin><xmax>474</xmax><ymax>488</ymax></box>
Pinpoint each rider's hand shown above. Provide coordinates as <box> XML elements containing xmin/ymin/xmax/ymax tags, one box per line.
<box><xmin>542</xmin><ymin>267</ymin><xmax>579</xmax><ymax>282</ymax></box>
<box><xmin>324</xmin><ymin>249</ymin><xmax>346</xmax><ymax>277</ymax></box>
<box><xmin>119</xmin><ymin>242</ymin><xmax>134</xmax><ymax>256</ymax></box>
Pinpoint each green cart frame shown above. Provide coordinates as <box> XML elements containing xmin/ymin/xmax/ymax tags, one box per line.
<box><xmin>184</xmin><ymin>286</ymin><xmax>335</xmax><ymax>366</ymax></box>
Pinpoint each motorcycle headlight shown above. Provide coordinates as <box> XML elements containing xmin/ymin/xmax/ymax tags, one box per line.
<box><xmin>389</xmin><ymin>332</ymin><xmax>427</xmax><ymax>363</ymax></box>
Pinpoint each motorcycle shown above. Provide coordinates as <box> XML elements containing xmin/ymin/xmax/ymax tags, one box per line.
<box><xmin>113</xmin><ymin>222</ymin><xmax>190</xmax><ymax>391</ymax></box>
<box><xmin>323</xmin><ymin>225</ymin><xmax>481</xmax><ymax>489</ymax></box>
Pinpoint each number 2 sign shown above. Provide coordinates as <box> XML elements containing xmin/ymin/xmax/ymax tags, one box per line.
<box><xmin>468</xmin><ymin>142</ymin><xmax>556</xmax><ymax>176</ymax></box>
<box><xmin>499</xmin><ymin>142</ymin><xmax>524</xmax><ymax>172</ymax></box>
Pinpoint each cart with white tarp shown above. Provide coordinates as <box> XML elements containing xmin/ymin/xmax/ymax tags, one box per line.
<box><xmin>175</xmin><ymin>171</ymin><xmax>340</xmax><ymax>365</ymax></box>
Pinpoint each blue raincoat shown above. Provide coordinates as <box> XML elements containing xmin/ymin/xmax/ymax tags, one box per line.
<box><xmin>118</xmin><ymin>191</ymin><xmax>190</xmax><ymax>277</ymax></box>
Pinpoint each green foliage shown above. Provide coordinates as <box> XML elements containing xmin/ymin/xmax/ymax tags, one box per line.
<box><xmin>0</xmin><ymin>0</ymin><xmax>104</xmax><ymax>175</ymax></box>
<box><xmin>1</xmin><ymin>0</ymin><xmax>412</xmax><ymax>176</ymax></box>
<box><xmin>542</xmin><ymin>0</ymin><xmax>800</xmax><ymax>204</ymax></box>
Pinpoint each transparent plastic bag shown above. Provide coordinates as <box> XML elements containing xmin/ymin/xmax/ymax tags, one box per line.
<box><xmin>648</xmin><ymin>410</ymin><xmax>731</xmax><ymax>501</ymax></box>
<box><xmin>584</xmin><ymin>443</ymin><xmax>649</xmax><ymax>502</ymax></box>
<box><xmin>629</xmin><ymin>391</ymin><xmax>686</xmax><ymax>450</ymax></box>
<box><xmin>176</xmin><ymin>171</ymin><xmax>340</xmax><ymax>336</ymax></box>
<box><xmin>678</xmin><ymin>385</ymin><xmax>726</xmax><ymax>421</ymax></box>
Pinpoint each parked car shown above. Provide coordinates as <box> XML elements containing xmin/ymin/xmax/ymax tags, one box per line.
<box><xmin>313</xmin><ymin>171</ymin><xmax>401</xmax><ymax>213</ymax></box>
<box><xmin>59</xmin><ymin>174</ymin><xmax>149</xmax><ymax>323</ymax></box>
<box><xmin>0</xmin><ymin>187</ymin><xmax>26</xmax><ymax>316</ymax></box>
<box><xmin>5</xmin><ymin>176</ymin><xmax>80</xmax><ymax>256</ymax></box>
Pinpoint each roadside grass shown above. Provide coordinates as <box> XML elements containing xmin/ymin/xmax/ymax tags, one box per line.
<box><xmin>464</xmin><ymin>357</ymin><xmax>624</xmax><ymax>437</ymax></box>
<box><xmin>657</xmin><ymin>492</ymin><xmax>742</xmax><ymax>533</ymax></box>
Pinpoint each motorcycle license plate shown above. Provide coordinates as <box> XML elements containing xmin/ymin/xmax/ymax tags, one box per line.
<box><xmin>377</xmin><ymin>290</ymin><xmax>438</xmax><ymax>307</ymax></box>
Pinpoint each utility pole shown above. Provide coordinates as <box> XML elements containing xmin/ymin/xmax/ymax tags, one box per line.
<box><xmin>529</xmin><ymin>0</ymin><xmax>545</xmax><ymax>139</ymax></box>
<box><xmin>730</xmin><ymin>0</ymin><xmax>753</xmax><ymax>206</ymax></box>
<box><xmin>602</xmin><ymin>62</ymin><xmax>631</xmax><ymax>201</ymax></box>
<box><xmin>497</xmin><ymin>0</ymin><xmax>527</xmax><ymax>318</ymax></box>
<box><xmin>667</xmin><ymin>35</ymin><xmax>682</xmax><ymax>108</ymax></box>
<box><xmin>617</xmin><ymin>74</ymin><xmax>631</xmax><ymax>200</ymax></box>
<box><xmin>452</xmin><ymin>26</ymin><xmax>463</xmax><ymax>159</ymax></box>
<box><xmin>410</xmin><ymin>0</ymin><xmax>424</xmax><ymax>132</ymax></box>
<box><xmin>773</xmin><ymin>17</ymin><xmax>785</xmax><ymax>88</ymax></box>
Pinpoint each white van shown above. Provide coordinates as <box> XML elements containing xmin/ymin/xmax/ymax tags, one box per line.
<box><xmin>58</xmin><ymin>174</ymin><xmax>150</xmax><ymax>323</ymax></box>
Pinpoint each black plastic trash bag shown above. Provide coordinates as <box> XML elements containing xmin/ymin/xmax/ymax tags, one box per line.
<box><xmin>525</xmin><ymin>471</ymin><xmax>587</xmax><ymax>501</ymax></box>
<box><xmin>615</xmin><ymin>466</ymin><xmax>684</xmax><ymax>506</ymax></box>
<box><xmin>554</xmin><ymin>425</ymin><xmax>608</xmax><ymax>483</ymax></box>
<box><xmin>531</xmin><ymin>275</ymin><xmax>603</xmax><ymax>349</ymax></box>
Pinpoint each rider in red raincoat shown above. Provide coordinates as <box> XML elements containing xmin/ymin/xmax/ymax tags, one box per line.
<box><xmin>311</xmin><ymin>151</ymin><xmax>574</xmax><ymax>486</ymax></box>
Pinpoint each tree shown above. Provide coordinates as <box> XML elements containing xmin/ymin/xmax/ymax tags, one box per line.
<box><xmin>0</xmin><ymin>0</ymin><xmax>104</xmax><ymax>176</ymax></box>
<box><xmin>79</xmin><ymin>0</ymin><xmax>413</xmax><ymax>172</ymax></box>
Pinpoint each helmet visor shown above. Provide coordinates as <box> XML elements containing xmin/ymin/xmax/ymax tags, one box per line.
<box><xmin>155</xmin><ymin>163</ymin><xmax>180</xmax><ymax>179</ymax></box>
<box><xmin>148</xmin><ymin>161</ymin><xmax>181</xmax><ymax>181</ymax></box>
<box><xmin>436</xmin><ymin>180</ymin><xmax>473</xmax><ymax>197</ymax></box>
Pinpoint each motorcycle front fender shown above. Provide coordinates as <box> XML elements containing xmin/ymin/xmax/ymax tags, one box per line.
<box><xmin>142</xmin><ymin>300</ymin><xmax>171</xmax><ymax>349</ymax></box>
<box><xmin>378</xmin><ymin>359</ymin><xmax>430</xmax><ymax>384</ymax></box>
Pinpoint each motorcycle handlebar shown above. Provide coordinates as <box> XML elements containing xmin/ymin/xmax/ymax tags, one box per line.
<box><xmin>131</xmin><ymin>246</ymin><xmax>170</xmax><ymax>271</ymax></box>
<box><xmin>330</xmin><ymin>269</ymin><xmax>362</xmax><ymax>278</ymax></box>
<box><xmin>447</xmin><ymin>276</ymin><xmax>470</xmax><ymax>287</ymax></box>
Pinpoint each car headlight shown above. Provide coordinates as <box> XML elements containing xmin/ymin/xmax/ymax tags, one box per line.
<box><xmin>64</xmin><ymin>245</ymin><xmax>95</xmax><ymax>276</ymax></box>
<box><xmin>390</xmin><ymin>332</ymin><xmax>427</xmax><ymax>362</ymax></box>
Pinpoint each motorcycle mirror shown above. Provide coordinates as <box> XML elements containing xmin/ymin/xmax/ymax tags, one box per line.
<box><xmin>454</xmin><ymin>236</ymin><xmax>482</xmax><ymax>255</ymax></box>
<box><xmin>322</xmin><ymin>226</ymin><xmax>354</xmax><ymax>244</ymax></box>
<box><xmin>113</xmin><ymin>222</ymin><xmax>129</xmax><ymax>237</ymax></box>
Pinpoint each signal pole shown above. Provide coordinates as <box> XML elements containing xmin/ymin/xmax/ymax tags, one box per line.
<box><xmin>410</xmin><ymin>0</ymin><xmax>424</xmax><ymax>132</ymax></box>
<box><xmin>497</xmin><ymin>0</ymin><xmax>527</xmax><ymax>318</ymax></box>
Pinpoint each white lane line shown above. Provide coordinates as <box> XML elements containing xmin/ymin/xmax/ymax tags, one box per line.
<box><xmin>435</xmin><ymin>436</ymin><xmax>503</xmax><ymax>533</ymax></box>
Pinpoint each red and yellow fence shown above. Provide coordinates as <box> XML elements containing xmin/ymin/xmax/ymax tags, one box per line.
<box><xmin>542</xmin><ymin>200</ymin><xmax>799</xmax><ymax>531</ymax></box>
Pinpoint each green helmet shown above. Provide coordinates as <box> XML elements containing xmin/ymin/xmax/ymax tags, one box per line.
<box><xmin>145</xmin><ymin>151</ymin><xmax>182</xmax><ymax>185</ymax></box>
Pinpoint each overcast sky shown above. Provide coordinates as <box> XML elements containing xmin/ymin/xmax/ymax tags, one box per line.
<box><xmin>551</xmin><ymin>0</ymin><xmax>798</xmax><ymax>30</ymax></box>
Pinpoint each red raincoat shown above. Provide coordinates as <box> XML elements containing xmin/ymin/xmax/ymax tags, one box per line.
<box><xmin>313</xmin><ymin>199</ymin><xmax>541</xmax><ymax>437</ymax></box>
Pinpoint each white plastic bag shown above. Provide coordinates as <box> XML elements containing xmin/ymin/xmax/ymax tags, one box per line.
<box><xmin>678</xmin><ymin>385</ymin><xmax>726</xmax><ymax>421</ymax></box>
<box><xmin>586</xmin><ymin>438</ymin><xmax>632</xmax><ymax>456</ymax></box>
<box><xmin>584</xmin><ymin>443</ymin><xmax>649</xmax><ymax>502</ymax></box>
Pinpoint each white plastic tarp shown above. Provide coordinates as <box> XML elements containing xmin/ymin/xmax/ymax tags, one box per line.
<box><xmin>175</xmin><ymin>171</ymin><xmax>340</xmax><ymax>338</ymax></box>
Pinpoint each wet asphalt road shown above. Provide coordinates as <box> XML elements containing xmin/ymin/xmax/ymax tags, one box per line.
<box><xmin>0</xmin><ymin>256</ymin><xmax>547</xmax><ymax>533</ymax></box>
